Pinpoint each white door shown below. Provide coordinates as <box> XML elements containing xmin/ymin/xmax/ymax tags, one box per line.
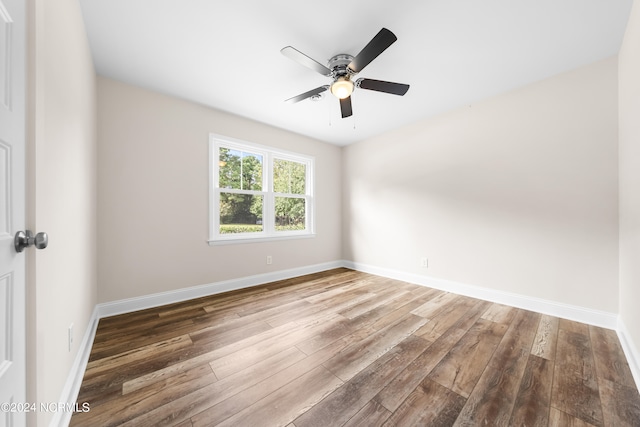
<box><xmin>0</xmin><ymin>0</ymin><xmax>26</xmax><ymax>425</ymax></box>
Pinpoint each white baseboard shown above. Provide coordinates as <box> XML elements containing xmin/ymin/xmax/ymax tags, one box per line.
<box><xmin>51</xmin><ymin>305</ymin><xmax>100</xmax><ymax>427</ymax></box>
<box><xmin>53</xmin><ymin>261</ymin><xmax>344</xmax><ymax>426</ymax></box>
<box><xmin>56</xmin><ymin>259</ymin><xmax>637</xmax><ymax>426</ymax></box>
<box><xmin>343</xmin><ymin>261</ymin><xmax>619</xmax><ymax>330</ymax></box>
<box><xmin>96</xmin><ymin>261</ymin><xmax>344</xmax><ymax>319</ymax></box>
<box><xmin>349</xmin><ymin>260</ymin><xmax>638</xmax><ymax>391</ymax></box>
<box><xmin>617</xmin><ymin>317</ymin><xmax>640</xmax><ymax>392</ymax></box>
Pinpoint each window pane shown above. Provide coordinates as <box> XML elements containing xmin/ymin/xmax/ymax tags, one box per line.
<box><xmin>220</xmin><ymin>192</ymin><xmax>263</xmax><ymax>234</ymax></box>
<box><xmin>275</xmin><ymin>197</ymin><xmax>305</xmax><ymax>231</ymax></box>
<box><xmin>219</xmin><ymin>148</ymin><xmax>263</xmax><ymax>191</ymax></box>
<box><xmin>273</xmin><ymin>159</ymin><xmax>305</xmax><ymax>194</ymax></box>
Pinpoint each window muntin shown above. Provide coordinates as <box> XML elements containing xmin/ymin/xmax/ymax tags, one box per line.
<box><xmin>219</xmin><ymin>148</ymin><xmax>263</xmax><ymax>191</ymax></box>
<box><xmin>210</xmin><ymin>135</ymin><xmax>314</xmax><ymax>244</ymax></box>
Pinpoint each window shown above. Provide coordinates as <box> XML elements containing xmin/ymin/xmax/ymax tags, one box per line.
<box><xmin>209</xmin><ymin>134</ymin><xmax>314</xmax><ymax>244</ymax></box>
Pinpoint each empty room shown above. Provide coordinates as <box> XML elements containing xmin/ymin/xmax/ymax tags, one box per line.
<box><xmin>2</xmin><ymin>0</ymin><xmax>640</xmax><ymax>426</ymax></box>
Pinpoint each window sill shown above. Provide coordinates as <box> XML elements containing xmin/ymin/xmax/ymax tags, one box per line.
<box><xmin>208</xmin><ymin>233</ymin><xmax>316</xmax><ymax>246</ymax></box>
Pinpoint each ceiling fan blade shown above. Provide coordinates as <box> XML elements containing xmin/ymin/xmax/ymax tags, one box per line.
<box><xmin>340</xmin><ymin>96</ymin><xmax>353</xmax><ymax>118</ymax></box>
<box><xmin>284</xmin><ymin>86</ymin><xmax>329</xmax><ymax>104</ymax></box>
<box><xmin>348</xmin><ymin>28</ymin><xmax>397</xmax><ymax>74</ymax></box>
<box><xmin>357</xmin><ymin>78</ymin><xmax>410</xmax><ymax>96</ymax></box>
<box><xmin>281</xmin><ymin>46</ymin><xmax>332</xmax><ymax>76</ymax></box>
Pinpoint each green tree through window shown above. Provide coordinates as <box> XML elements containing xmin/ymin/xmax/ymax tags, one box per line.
<box><xmin>218</xmin><ymin>148</ymin><xmax>264</xmax><ymax>233</ymax></box>
<box><xmin>273</xmin><ymin>159</ymin><xmax>306</xmax><ymax>231</ymax></box>
<box><xmin>211</xmin><ymin>135</ymin><xmax>314</xmax><ymax>242</ymax></box>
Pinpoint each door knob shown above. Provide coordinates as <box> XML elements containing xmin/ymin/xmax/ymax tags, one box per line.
<box><xmin>14</xmin><ymin>230</ymin><xmax>49</xmax><ymax>252</ymax></box>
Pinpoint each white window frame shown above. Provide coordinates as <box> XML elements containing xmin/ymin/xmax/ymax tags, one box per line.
<box><xmin>209</xmin><ymin>134</ymin><xmax>315</xmax><ymax>245</ymax></box>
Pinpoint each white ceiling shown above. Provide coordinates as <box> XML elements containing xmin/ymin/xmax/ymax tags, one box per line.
<box><xmin>79</xmin><ymin>0</ymin><xmax>633</xmax><ymax>146</ymax></box>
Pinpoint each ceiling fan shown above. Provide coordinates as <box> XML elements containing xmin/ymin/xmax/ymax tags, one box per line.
<box><xmin>281</xmin><ymin>28</ymin><xmax>410</xmax><ymax>118</ymax></box>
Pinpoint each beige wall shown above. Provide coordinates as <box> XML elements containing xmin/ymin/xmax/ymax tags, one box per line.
<box><xmin>343</xmin><ymin>57</ymin><xmax>619</xmax><ymax>313</ymax></box>
<box><xmin>27</xmin><ymin>0</ymin><xmax>98</xmax><ymax>425</ymax></box>
<box><xmin>97</xmin><ymin>78</ymin><xmax>342</xmax><ymax>302</ymax></box>
<box><xmin>17</xmin><ymin>0</ymin><xmax>637</xmax><ymax>422</ymax></box>
<box><xmin>619</xmin><ymin>0</ymin><xmax>640</xmax><ymax>371</ymax></box>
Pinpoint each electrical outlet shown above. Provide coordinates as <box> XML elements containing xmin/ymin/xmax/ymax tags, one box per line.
<box><xmin>266</xmin><ymin>255</ymin><xmax>273</xmax><ymax>265</ymax></box>
<box><xmin>420</xmin><ymin>257</ymin><xmax>429</xmax><ymax>268</ymax></box>
<box><xmin>68</xmin><ymin>323</ymin><xmax>74</xmax><ymax>352</ymax></box>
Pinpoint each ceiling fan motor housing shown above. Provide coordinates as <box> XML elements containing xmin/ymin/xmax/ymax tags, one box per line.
<box><xmin>328</xmin><ymin>54</ymin><xmax>355</xmax><ymax>79</ymax></box>
<box><xmin>281</xmin><ymin>28</ymin><xmax>409</xmax><ymax>118</ymax></box>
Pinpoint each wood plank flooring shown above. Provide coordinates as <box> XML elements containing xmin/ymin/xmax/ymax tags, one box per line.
<box><xmin>71</xmin><ymin>269</ymin><xmax>640</xmax><ymax>426</ymax></box>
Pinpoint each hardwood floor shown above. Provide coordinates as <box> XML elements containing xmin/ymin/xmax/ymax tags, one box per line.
<box><xmin>71</xmin><ymin>269</ymin><xmax>640</xmax><ymax>426</ymax></box>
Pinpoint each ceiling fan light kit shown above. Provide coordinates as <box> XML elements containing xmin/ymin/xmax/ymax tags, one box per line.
<box><xmin>281</xmin><ymin>28</ymin><xmax>410</xmax><ymax>118</ymax></box>
<box><xmin>330</xmin><ymin>76</ymin><xmax>354</xmax><ymax>99</ymax></box>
